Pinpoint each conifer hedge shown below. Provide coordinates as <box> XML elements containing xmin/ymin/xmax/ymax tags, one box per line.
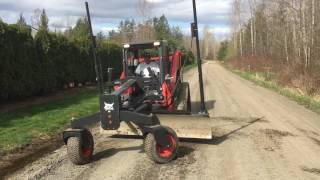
<box><xmin>0</xmin><ymin>20</ymin><xmax>122</xmax><ymax>102</ymax></box>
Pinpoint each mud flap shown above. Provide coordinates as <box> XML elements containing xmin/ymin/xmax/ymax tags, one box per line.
<box><xmin>174</xmin><ymin>82</ymin><xmax>191</xmax><ymax>113</ymax></box>
<box><xmin>143</xmin><ymin>125</ymin><xmax>170</xmax><ymax>147</ymax></box>
<box><xmin>63</xmin><ymin>129</ymin><xmax>88</xmax><ymax>144</ymax></box>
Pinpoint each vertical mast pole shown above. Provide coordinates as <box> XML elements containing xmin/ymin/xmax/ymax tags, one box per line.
<box><xmin>85</xmin><ymin>2</ymin><xmax>104</xmax><ymax>94</ymax></box>
<box><xmin>192</xmin><ymin>0</ymin><xmax>207</xmax><ymax>114</ymax></box>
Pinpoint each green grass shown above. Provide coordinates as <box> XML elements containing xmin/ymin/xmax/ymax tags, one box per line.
<box><xmin>0</xmin><ymin>88</ymin><xmax>99</xmax><ymax>153</ymax></box>
<box><xmin>232</xmin><ymin>70</ymin><xmax>320</xmax><ymax>114</ymax></box>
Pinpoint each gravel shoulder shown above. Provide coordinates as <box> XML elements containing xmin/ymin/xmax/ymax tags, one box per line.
<box><xmin>6</xmin><ymin>61</ymin><xmax>320</xmax><ymax>180</ymax></box>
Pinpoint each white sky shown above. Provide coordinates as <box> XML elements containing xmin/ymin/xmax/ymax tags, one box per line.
<box><xmin>0</xmin><ymin>0</ymin><xmax>232</xmax><ymax>39</ymax></box>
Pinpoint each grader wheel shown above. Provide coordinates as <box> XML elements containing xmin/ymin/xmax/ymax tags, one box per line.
<box><xmin>67</xmin><ymin>130</ymin><xmax>94</xmax><ymax>165</ymax></box>
<box><xmin>144</xmin><ymin>126</ymin><xmax>179</xmax><ymax>164</ymax></box>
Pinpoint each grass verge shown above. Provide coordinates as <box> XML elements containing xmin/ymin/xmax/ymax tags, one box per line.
<box><xmin>0</xmin><ymin>88</ymin><xmax>99</xmax><ymax>154</ymax></box>
<box><xmin>232</xmin><ymin>69</ymin><xmax>320</xmax><ymax>114</ymax></box>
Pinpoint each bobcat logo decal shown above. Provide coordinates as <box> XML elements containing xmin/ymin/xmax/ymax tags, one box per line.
<box><xmin>104</xmin><ymin>102</ymin><xmax>114</xmax><ymax>111</ymax></box>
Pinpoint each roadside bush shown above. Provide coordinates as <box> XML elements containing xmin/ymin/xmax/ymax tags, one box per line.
<box><xmin>229</xmin><ymin>55</ymin><xmax>320</xmax><ymax>96</ymax></box>
<box><xmin>180</xmin><ymin>47</ymin><xmax>195</xmax><ymax>66</ymax></box>
<box><xmin>217</xmin><ymin>40</ymin><xmax>229</xmax><ymax>61</ymax></box>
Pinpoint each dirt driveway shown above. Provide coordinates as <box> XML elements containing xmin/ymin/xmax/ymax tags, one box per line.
<box><xmin>6</xmin><ymin>61</ymin><xmax>320</xmax><ymax>180</ymax></box>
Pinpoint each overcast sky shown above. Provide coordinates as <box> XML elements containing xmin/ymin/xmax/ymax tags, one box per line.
<box><xmin>0</xmin><ymin>0</ymin><xmax>232</xmax><ymax>39</ymax></box>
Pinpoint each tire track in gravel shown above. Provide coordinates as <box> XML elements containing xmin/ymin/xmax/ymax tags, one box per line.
<box><xmin>126</xmin><ymin>143</ymin><xmax>197</xmax><ymax>180</ymax></box>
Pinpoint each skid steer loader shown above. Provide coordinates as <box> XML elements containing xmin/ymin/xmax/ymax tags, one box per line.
<box><xmin>62</xmin><ymin>0</ymin><xmax>211</xmax><ymax>165</ymax></box>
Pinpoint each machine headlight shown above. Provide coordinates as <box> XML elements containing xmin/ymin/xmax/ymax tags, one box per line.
<box><xmin>154</xmin><ymin>41</ymin><xmax>160</xmax><ymax>46</ymax></box>
<box><xmin>124</xmin><ymin>44</ymin><xmax>130</xmax><ymax>48</ymax></box>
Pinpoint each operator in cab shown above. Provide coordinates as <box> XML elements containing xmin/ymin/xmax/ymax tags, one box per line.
<box><xmin>135</xmin><ymin>52</ymin><xmax>160</xmax><ymax>78</ymax></box>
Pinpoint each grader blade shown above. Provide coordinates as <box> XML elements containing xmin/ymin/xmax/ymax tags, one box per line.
<box><xmin>101</xmin><ymin>114</ymin><xmax>213</xmax><ymax>139</ymax></box>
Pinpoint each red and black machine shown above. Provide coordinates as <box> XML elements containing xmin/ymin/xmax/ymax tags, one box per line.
<box><xmin>116</xmin><ymin>41</ymin><xmax>190</xmax><ymax>112</ymax></box>
<box><xmin>63</xmin><ymin>1</ymin><xmax>211</xmax><ymax>165</ymax></box>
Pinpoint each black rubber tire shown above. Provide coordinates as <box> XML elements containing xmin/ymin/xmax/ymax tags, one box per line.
<box><xmin>144</xmin><ymin>126</ymin><xmax>179</xmax><ymax>164</ymax></box>
<box><xmin>67</xmin><ymin>130</ymin><xmax>94</xmax><ymax>165</ymax></box>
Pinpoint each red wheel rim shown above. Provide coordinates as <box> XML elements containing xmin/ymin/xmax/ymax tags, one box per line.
<box><xmin>81</xmin><ymin>135</ymin><xmax>93</xmax><ymax>157</ymax></box>
<box><xmin>82</xmin><ymin>147</ymin><xmax>92</xmax><ymax>157</ymax></box>
<box><xmin>156</xmin><ymin>134</ymin><xmax>176</xmax><ymax>158</ymax></box>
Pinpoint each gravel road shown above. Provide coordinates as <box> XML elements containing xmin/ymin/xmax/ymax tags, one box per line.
<box><xmin>6</xmin><ymin>61</ymin><xmax>320</xmax><ymax>180</ymax></box>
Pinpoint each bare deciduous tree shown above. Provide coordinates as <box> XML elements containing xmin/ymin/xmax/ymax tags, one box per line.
<box><xmin>202</xmin><ymin>25</ymin><xmax>217</xmax><ymax>60</ymax></box>
<box><xmin>230</xmin><ymin>0</ymin><xmax>320</xmax><ymax>70</ymax></box>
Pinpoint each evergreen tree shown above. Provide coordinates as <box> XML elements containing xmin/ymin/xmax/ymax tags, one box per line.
<box><xmin>17</xmin><ymin>13</ymin><xmax>27</xmax><ymax>27</ymax></box>
<box><xmin>39</xmin><ymin>9</ymin><xmax>49</xmax><ymax>32</ymax></box>
<box><xmin>169</xmin><ymin>26</ymin><xmax>183</xmax><ymax>49</ymax></box>
<box><xmin>153</xmin><ymin>15</ymin><xmax>170</xmax><ymax>40</ymax></box>
<box><xmin>118</xmin><ymin>19</ymin><xmax>135</xmax><ymax>42</ymax></box>
<box><xmin>16</xmin><ymin>13</ymin><xmax>31</xmax><ymax>34</ymax></box>
<box><xmin>69</xmin><ymin>17</ymin><xmax>89</xmax><ymax>43</ymax></box>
